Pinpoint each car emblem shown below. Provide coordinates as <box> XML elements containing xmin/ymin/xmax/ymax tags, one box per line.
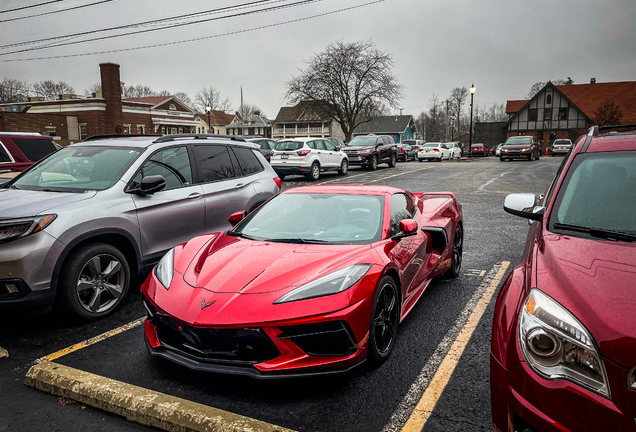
<box><xmin>201</xmin><ymin>298</ymin><xmax>216</xmax><ymax>310</ymax></box>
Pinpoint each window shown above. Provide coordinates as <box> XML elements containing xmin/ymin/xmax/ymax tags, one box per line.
<box><xmin>0</xmin><ymin>143</ymin><xmax>12</xmax><ymax>163</ymax></box>
<box><xmin>544</xmin><ymin>109</ymin><xmax>552</xmax><ymax>120</ymax></box>
<box><xmin>558</xmin><ymin>107</ymin><xmax>568</xmax><ymax>120</ymax></box>
<box><xmin>169</xmin><ymin>104</ymin><xmax>176</xmax><ymax>110</ymax></box>
<box><xmin>133</xmin><ymin>146</ymin><xmax>192</xmax><ymax>191</ymax></box>
<box><xmin>232</xmin><ymin>147</ymin><xmax>264</xmax><ymax>176</ymax></box>
<box><xmin>546</xmin><ymin>94</ymin><xmax>552</xmax><ymax>105</ymax></box>
<box><xmin>324</xmin><ymin>140</ymin><xmax>336</xmax><ymax>151</ymax></box>
<box><xmin>45</xmin><ymin>125</ymin><xmax>56</xmax><ymax>135</ymax></box>
<box><xmin>79</xmin><ymin>124</ymin><xmax>88</xmax><ymax>140</ymax></box>
<box><xmin>12</xmin><ymin>138</ymin><xmax>57</xmax><ymax>161</ymax></box>
<box><xmin>528</xmin><ymin>109</ymin><xmax>538</xmax><ymax>122</ymax></box>
<box><xmin>307</xmin><ymin>141</ymin><xmax>316</xmax><ymax>149</ymax></box>
<box><xmin>390</xmin><ymin>193</ymin><xmax>416</xmax><ymax>236</ymax></box>
<box><xmin>123</xmin><ymin>126</ymin><xmax>131</xmax><ymax>134</ymax></box>
<box><xmin>315</xmin><ymin>140</ymin><xmax>327</xmax><ymax>150</ymax></box>
<box><xmin>137</xmin><ymin>125</ymin><xmax>144</xmax><ymax>134</ymax></box>
<box><xmin>266</xmin><ymin>140</ymin><xmax>276</xmax><ymax>149</ymax></box>
<box><xmin>193</xmin><ymin>145</ymin><xmax>236</xmax><ymax>182</ymax></box>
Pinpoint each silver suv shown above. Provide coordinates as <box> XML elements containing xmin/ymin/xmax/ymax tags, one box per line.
<box><xmin>0</xmin><ymin>134</ymin><xmax>280</xmax><ymax>320</ymax></box>
<box><xmin>270</xmin><ymin>137</ymin><xmax>349</xmax><ymax>181</ymax></box>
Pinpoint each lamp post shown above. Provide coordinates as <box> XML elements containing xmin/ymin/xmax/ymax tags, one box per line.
<box><xmin>206</xmin><ymin>106</ymin><xmax>211</xmax><ymax>134</ymax></box>
<box><xmin>469</xmin><ymin>84</ymin><xmax>476</xmax><ymax>150</ymax></box>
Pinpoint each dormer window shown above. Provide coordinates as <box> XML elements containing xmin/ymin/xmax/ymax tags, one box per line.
<box><xmin>169</xmin><ymin>104</ymin><xmax>176</xmax><ymax>110</ymax></box>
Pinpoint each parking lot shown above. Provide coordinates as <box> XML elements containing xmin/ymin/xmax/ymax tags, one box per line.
<box><xmin>0</xmin><ymin>156</ymin><xmax>562</xmax><ymax>432</ymax></box>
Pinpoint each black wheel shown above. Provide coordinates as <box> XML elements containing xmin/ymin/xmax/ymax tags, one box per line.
<box><xmin>388</xmin><ymin>153</ymin><xmax>397</xmax><ymax>168</ymax></box>
<box><xmin>56</xmin><ymin>243</ymin><xmax>130</xmax><ymax>321</ymax></box>
<box><xmin>443</xmin><ymin>224</ymin><xmax>463</xmax><ymax>279</ymax></box>
<box><xmin>338</xmin><ymin>159</ymin><xmax>349</xmax><ymax>175</ymax></box>
<box><xmin>370</xmin><ymin>155</ymin><xmax>379</xmax><ymax>170</ymax></box>
<box><xmin>418</xmin><ymin>158</ymin><xmax>423</xmax><ymax>162</ymax></box>
<box><xmin>306</xmin><ymin>162</ymin><xmax>320</xmax><ymax>181</ymax></box>
<box><xmin>500</xmin><ymin>157</ymin><xmax>505</xmax><ymax>161</ymax></box>
<box><xmin>368</xmin><ymin>276</ymin><xmax>400</xmax><ymax>365</ymax></box>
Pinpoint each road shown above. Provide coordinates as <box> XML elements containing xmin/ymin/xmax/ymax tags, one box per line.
<box><xmin>0</xmin><ymin>156</ymin><xmax>562</xmax><ymax>432</ymax></box>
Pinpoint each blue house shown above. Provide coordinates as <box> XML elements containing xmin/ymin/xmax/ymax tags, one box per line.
<box><xmin>353</xmin><ymin>115</ymin><xmax>418</xmax><ymax>143</ymax></box>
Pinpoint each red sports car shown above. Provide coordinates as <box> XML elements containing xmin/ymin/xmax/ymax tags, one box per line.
<box><xmin>491</xmin><ymin>126</ymin><xmax>636</xmax><ymax>431</ymax></box>
<box><xmin>142</xmin><ymin>185</ymin><xmax>464</xmax><ymax>378</ymax></box>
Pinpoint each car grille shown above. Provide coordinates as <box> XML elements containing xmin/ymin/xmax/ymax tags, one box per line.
<box><xmin>154</xmin><ymin>315</ymin><xmax>280</xmax><ymax>364</ymax></box>
<box><xmin>278</xmin><ymin>321</ymin><xmax>358</xmax><ymax>356</ymax></box>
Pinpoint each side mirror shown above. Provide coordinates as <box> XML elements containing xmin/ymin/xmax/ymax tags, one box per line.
<box><xmin>335</xmin><ymin>146</ymin><xmax>341</xmax><ymax>151</ymax></box>
<box><xmin>503</xmin><ymin>193</ymin><xmax>545</xmax><ymax>221</ymax></box>
<box><xmin>228</xmin><ymin>210</ymin><xmax>247</xmax><ymax>226</ymax></box>
<box><xmin>392</xmin><ymin>219</ymin><xmax>418</xmax><ymax>240</ymax></box>
<box><xmin>139</xmin><ymin>175</ymin><xmax>166</xmax><ymax>195</ymax></box>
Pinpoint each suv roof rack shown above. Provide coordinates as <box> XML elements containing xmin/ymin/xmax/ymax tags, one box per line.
<box><xmin>83</xmin><ymin>134</ymin><xmax>160</xmax><ymax>141</ymax></box>
<box><xmin>153</xmin><ymin>134</ymin><xmax>246</xmax><ymax>143</ymax></box>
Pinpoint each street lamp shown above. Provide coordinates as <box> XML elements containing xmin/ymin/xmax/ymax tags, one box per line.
<box><xmin>469</xmin><ymin>84</ymin><xmax>476</xmax><ymax>150</ymax></box>
<box><xmin>206</xmin><ymin>106</ymin><xmax>211</xmax><ymax>134</ymax></box>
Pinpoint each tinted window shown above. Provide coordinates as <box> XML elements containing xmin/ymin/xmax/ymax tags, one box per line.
<box><xmin>307</xmin><ymin>141</ymin><xmax>316</xmax><ymax>149</ymax></box>
<box><xmin>390</xmin><ymin>193</ymin><xmax>416</xmax><ymax>236</ymax></box>
<box><xmin>275</xmin><ymin>141</ymin><xmax>303</xmax><ymax>151</ymax></box>
<box><xmin>193</xmin><ymin>145</ymin><xmax>236</xmax><ymax>182</ymax></box>
<box><xmin>348</xmin><ymin>136</ymin><xmax>377</xmax><ymax>146</ymax></box>
<box><xmin>232</xmin><ymin>147</ymin><xmax>263</xmax><ymax>176</ymax></box>
<box><xmin>382</xmin><ymin>137</ymin><xmax>391</xmax><ymax>144</ymax></box>
<box><xmin>12</xmin><ymin>138</ymin><xmax>57</xmax><ymax>161</ymax></box>
<box><xmin>315</xmin><ymin>140</ymin><xmax>327</xmax><ymax>150</ymax></box>
<box><xmin>403</xmin><ymin>140</ymin><xmax>416</xmax><ymax>145</ymax></box>
<box><xmin>0</xmin><ymin>143</ymin><xmax>11</xmax><ymax>162</ymax></box>
<box><xmin>134</xmin><ymin>146</ymin><xmax>192</xmax><ymax>191</ymax></box>
<box><xmin>506</xmin><ymin>137</ymin><xmax>533</xmax><ymax>145</ymax></box>
<box><xmin>267</xmin><ymin>140</ymin><xmax>276</xmax><ymax>149</ymax></box>
<box><xmin>324</xmin><ymin>140</ymin><xmax>336</xmax><ymax>151</ymax></box>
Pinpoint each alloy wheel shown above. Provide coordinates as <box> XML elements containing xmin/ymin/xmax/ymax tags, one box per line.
<box><xmin>452</xmin><ymin>225</ymin><xmax>463</xmax><ymax>274</ymax></box>
<box><xmin>373</xmin><ymin>282</ymin><xmax>399</xmax><ymax>356</ymax></box>
<box><xmin>76</xmin><ymin>254</ymin><xmax>125</xmax><ymax>313</ymax></box>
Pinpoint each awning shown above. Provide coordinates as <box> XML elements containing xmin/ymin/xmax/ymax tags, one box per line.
<box><xmin>152</xmin><ymin>117</ymin><xmax>199</xmax><ymax>127</ymax></box>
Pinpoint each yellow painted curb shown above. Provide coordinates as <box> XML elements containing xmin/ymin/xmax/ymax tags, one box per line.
<box><xmin>0</xmin><ymin>346</ymin><xmax>8</xmax><ymax>359</ymax></box>
<box><xmin>25</xmin><ymin>361</ymin><xmax>294</xmax><ymax>432</ymax></box>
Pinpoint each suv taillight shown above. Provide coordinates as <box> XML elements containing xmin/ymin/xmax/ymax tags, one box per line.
<box><xmin>297</xmin><ymin>149</ymin><xmax>310</xmax><ymax>157</ymax></box>
<box><xmin>273</xmin><ymin>177</ymin><xmax>281</xmax><ymax>189</ymax></box>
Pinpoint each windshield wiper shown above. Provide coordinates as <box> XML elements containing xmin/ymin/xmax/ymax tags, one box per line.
<box><xmin>553</xmin><ymin>223</ymin><xmax>636</xmax><ymax>242</ymax></box>
<box><xmin>226</xmin><ymin>231</ymin><xmax>260</xmax><ymax>241</ymax></box>
<box><xmin>267</xmin><ymin>238</ymin><xmax>330</xmax><ymax>244</ymax></box>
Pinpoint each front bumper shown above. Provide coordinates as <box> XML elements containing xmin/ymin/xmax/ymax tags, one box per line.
<box><xmin>344</xmin><ymin>153</ymin><xmax>373</xmax><ymax>165</ymax></box>
<box><xmin>500</xmin><ymin>151</ymin><xmax>531</xmax><ymax>159</ymax></box>
<box><xmin>490</xmin><ymin>354</ymin><xmax>636</xmax><ymax>432</ymax></box>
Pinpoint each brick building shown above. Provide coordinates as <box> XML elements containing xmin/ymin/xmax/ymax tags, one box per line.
<box><xmin>0</xmin><ymin>111</ymin><xmax>79</xmax><ymax>146</ymax></box>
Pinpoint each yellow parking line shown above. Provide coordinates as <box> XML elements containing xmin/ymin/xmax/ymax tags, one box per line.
<box><xmin>37</xmin><ymin>317</ymin><xmax>145</xmax><ymax>363</ymax></box>
<box><xmin>401</xmin><ymin>261</ymin><xmax>510</xmax><ymax>432</ymax></box>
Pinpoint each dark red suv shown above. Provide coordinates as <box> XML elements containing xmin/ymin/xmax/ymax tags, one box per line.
<box><xmin>343</xmin><ymin>134</ymin><xmax>398</xmax><ymax>170</ymax></box>
<box><xmin>491</xmin><ymin>126</ymin><xmax>636</xmax><ymax>432</ymax></box>
<box><xmin>0</xmin><ymin>133</ymin><xmax>59</xmax><ymax>173</ymax></box>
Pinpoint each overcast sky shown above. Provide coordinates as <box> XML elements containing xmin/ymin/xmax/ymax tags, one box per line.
<box><xmin>2</xmin><ymin>0</ymin><xmax>635</xmax><ymax>117</ymax></box>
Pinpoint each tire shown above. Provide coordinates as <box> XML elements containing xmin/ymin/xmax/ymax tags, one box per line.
<box><xmin>307</xmin><ymin>162</ymin><xmax>320</xmax><ymax>181</ymax></box>
<box><xmin>418</xmin><ymin>158</ymin><xmax>423</xmax><ymax>162</ymax></box>
<box><xmin>367</xmin><ymin>275</ymin><xmax>400</xmax><ymax>365</ymax></box>
<box><xmin>388</xmin><ymin>153</ymin><xmax>397</xmax><ymax>168</ymax></box>
<box><xmin>56</xmin><ymin>243</ymin><xmax>130</xmax><ymax>321</ymax></box>
<box><xmin>370</xmin><ymin>155</ymin><xmax>379</xmax><ymax>170</ymax></box>
<box><xmin>500</xmin><ymin>157</ymin><xmax>505</xmax><ymax>161</ymax></box>
<box><xmin>338</xmin><ymin>159</ymin><xmax>349</xmax><ymax>175</ymax></box>
<box><xmin>527</xmin><ymin>154</ymin><xmax>532</xmax><ymax>161</ymax></box>
<box><xmin>443</xmin><ymin>224</ymin><xmax>463</xmax><ymax>279</ymax></box>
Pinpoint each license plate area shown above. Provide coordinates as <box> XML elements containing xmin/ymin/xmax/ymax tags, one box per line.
<box><xmin>281</xmin><ymin>154</ymin><xmax>289</xmax><ymax>159</ymax></box>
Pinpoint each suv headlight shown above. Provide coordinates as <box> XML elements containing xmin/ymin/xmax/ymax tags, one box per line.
<box><xmin>519</xmin><ymin>289</ymin><xmax>610</xmax><ymax>398</ymax></box>
<box><xmin>154</xmin><ymin>249</ymin><xmax>174</xmax><ymax>289</ymax></box>
<box><xmin>360</xmin><ymin>149</ymin><xmax>373</xmax><ymax>154</ymax></box>
<box><xmin>0</xmin><ymin>215</ymin><xmax>56</xmax><ymax>244</ymax></box>
<box><xmin>275</xmin><ymin>264</ymin><xmax>371</xmax><ymax>304</ymax></box>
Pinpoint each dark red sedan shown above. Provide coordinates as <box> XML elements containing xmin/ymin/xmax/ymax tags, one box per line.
<box><xmin>491</xmin><ymin>126</ymin><xmax>636</xmax><ymax>431</ymax></box>
<box><xmin>142</xmin><ymin>185</ymin><xmax>463</xmax><ymax>378</ymax></box>
<box><xmin>470</xmin><ymin>143</ymin><xmax>487</xmax><ymax>157</ymax></box>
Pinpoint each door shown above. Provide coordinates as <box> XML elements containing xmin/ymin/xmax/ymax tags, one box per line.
<box><xmin>312</xmin><ymin>140</ymin><xmax>332</xmax><ymax>168</ymax></box>
<box><xmin>131</xmin><ymin>146</ymin><xmax>205</xmax><ymax>264</ymax></box>
<box><xmin>322</xmin><ymin>139</ymin><xmax>340</xmax><ymax>167</ymax></box>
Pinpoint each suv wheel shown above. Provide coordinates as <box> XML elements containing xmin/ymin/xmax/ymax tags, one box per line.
<box><xmin>338</xmin><ymin>159</ymin><xmax>348</xmax><ymax>175</ymax></box>
<box><xmin>307</xmin><ymin>162</ymin><xmax>320</xmax><ymax>181</ymax></box>
<box><xmin>388</xmin><ymin>154</ymin><xmax>397</xmax><ymax>168</ymax></box>
<box><xmin>56</xmin><ymin>243</ymin><xmax>130</xmax><ymax>321</ymax></box>
<box><xmin>370</xmin><ymin>155</ymin><xmax>379</xmax><ymax>170</ymax></box>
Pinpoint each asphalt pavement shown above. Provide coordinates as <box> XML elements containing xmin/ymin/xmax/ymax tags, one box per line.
<box><xmin>0</xmin><ymin>156</ymin><xmax>562</xmax><ymax>432</ymax></box>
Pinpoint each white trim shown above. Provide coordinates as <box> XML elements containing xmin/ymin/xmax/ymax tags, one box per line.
<box><xmin>151</xmin><ymin>117</ymin><xmax>199</xmax><ymax>126</ymax></box>
<box><xmin>27</xmin><ymin>103</ymin><xmax>107</xmax><ymax>113</ymax></box>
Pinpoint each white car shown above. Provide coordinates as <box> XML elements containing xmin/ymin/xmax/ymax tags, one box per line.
<box><xmin>495</xmin><ymin>143</ymin><xmax>504</xmax><ymax>156</ymax></box>
<box><xmin>418</xmin><ymin>142</ymin><xmax>451</xmax><ymax>161</ymax></box>
<box><xmin>270</xmin><ymin>137</ymin><xmax>349</xmax><ymax>181</ymax></box>
<box><xmin>443</xmin><ymin>142</ymin><xmax>462</xmax><ymax>159</ymax></box>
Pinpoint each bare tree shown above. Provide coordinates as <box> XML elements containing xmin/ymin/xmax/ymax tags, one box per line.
<box><xmin>173</xmin><ymin>92</ymin><xmax>193</xmax><ymax>110</ymax></box>
<box><xmin>449</xmin><ymin>87</ymin><xmax>468</xmax><ymax>140</ymax></box>
<box><xmin>286</xmin><ymin>40</ymin><xmax>403</xmax><ymax>142</ymax></box>
<box><xmin>415</xmin><ymin>111</ymin><xmax>426</xmax><ymax>139</ymax></box>
<box><xmin>123</xmin><ymin>84</ymin><xmax>156</xmax><ymax>98</ymax></box>
<box><xmin>85</xmin><ymin>83</ymin><xmax>102</xmax><ymax>94</ymax></box>
<box><xmin>32</xmin><ymin>80</ymin><xmax>75</xmax><ymax>100</ymax></box>
<box><xmin>0</xmin><ymin>78</ymin><xmax>30</xmax><ymax>103</ymax></box>
<box><xmin>594</xmin><ymin>100</ymin><xmax>623</xmax><ymax>126</ymax></box>
<box><xmin>194</xmin><ymin>87</ymin><xmax>232</xmax><ymax>113</ymax></box>
<box><xmin>157</xmin><ymin>90</ymin><xmax>171</xmax><ymax>97</ymax></box>
<box><xmin>425</xmin><ymin>95</ymin><xmax>445</xmax><ymax>141</ymax></box>
<box><xmin>527</xmin><ymin>77</ymin><xmax>574</xmax><ymax>98</ymax></box>
<box><xmin>238</xmin><ymin>103</ymin><xmax>265</xmax><ymax>118</ymax></box>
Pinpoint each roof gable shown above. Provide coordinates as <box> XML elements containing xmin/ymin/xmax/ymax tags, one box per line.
<box><xmin>123</xmin><ymin>96</ymin><xmax>194</xmax><ymax>113</ymax></box>
<box><xmin>274</xmin><ymin>101</ymin><xmax>331</xmax><ymax>123</ymax></box>
<box><xmin>354</xmin><ymin>115</ymin><xmax>415</xmax><ymax>134</ymax></box>
<box><xmin>556</xmin><ymin>81</ymin><xmax>636</xmax><ymax>124</ymax></box>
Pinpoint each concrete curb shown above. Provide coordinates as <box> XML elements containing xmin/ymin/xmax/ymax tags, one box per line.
<box><xmin>25</xmin><ymin>362</ymin><xmax>295</xmax><ymax>432</ymax></box>
<box><xmin>0</xmin><ymin>347</ymin><xmax>8</xmax><ymax>359</ymax></box>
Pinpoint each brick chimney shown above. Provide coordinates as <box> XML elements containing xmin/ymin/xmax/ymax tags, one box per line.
<box><xmin>100</xmin><ymin>63</ymin><xmax>123</xmax><ymax>135</ymax></box>
<box><xmin>254</xmin><ymin>110</ymin><xmax>260</xmax><ymax>116</ymax></box>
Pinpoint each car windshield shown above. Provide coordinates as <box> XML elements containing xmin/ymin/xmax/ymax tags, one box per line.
<box><xmin>506</xmin><ymin>137</ymin><xmax>532</xmax><ymax>145</ymax></box>
<box><xmin>10</xmin><ymin>146</ymin><xmax>142</xmax><ymax>192</ymax></box>
<box><xmin>349</xmin><ymin>137</ymin><xmax>377</xmax><ymax>146</ymax></box>
<box><xmin>275</xmin><ymin>141</ymin><xmax>303</xmax><ymax>151</ymax></box>
<box><xmin>554</xmin><ymin>140</ymin><xmax>571</xmax><ymax>145</ymax></box>
<box><xmin>550</xmin><ymin>152</ymin><xmax>636</xmax><ymax>235</ymax></box>
<box><xmin>231</xmin><ymin>193</ymin><xmax>385</xmax><ymax>244</ymax></box>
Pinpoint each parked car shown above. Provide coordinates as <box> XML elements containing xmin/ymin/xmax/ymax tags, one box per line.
<box><xmin>396</xmin><ymin>144</ymin><xmax>417</xmax><ymax>161</ymax></box>
<box><xmin>444</xmin><ymin>142</ymin><xmax>462</xmax><ymax>159</ymax></box>
<box><xmin>500</xmin><ymin>136</ymin><xmax>541</xmax><ymax>161</ymax></box>
<box><xmin>549</xmin><ymin>138</ymin><xmax>573</xmax><ymax>156</ymax></box>
<box><xmin>469</xmin><ymin>143</ymin><xmax>487</xmax><ymax>157</ymax></box>
<box><xmin>325</xmin><ymin>137</ymin><xmax>346</xmax><ymax>149</ymax></box>
<box><xmin>402</xmin><ymin>139</ymin><xmax>425</xmax><ymax>152</ymax></box>
<box><xmin>270</xmin><ymin>137</ymin><xmax>349</xmax><ymax>181</ymax></box>
<box><xmin>0</xmin><ymin>132</ymin><xmax>60</xmax><ymax>173</ymax></box>
<box><xmin>0</xmin><ymin>134</ymin><xmax>280</xmax><ymax>320</ymax></box>
<box><xmin>489</xmin><ymin>146</ymin><xmax>497</xmax><ymax>156</ymax></box>
<box><xmin>247</xmin><ymin>138</ymin><xmax>276</xmax><ymax>162</ymax></box>
<box><xmin>491</xmin><ymin>126</ymin><xmax>636</xmax><ymax>432</ymax></box>
<box><xmin>494</xmin><ymin>143</ymin><xmax>504</xmax><ymax>156</ymax></box>
<box><xmin>141</xmin><ymin>185</ymin><xmax>464</xmax><ymax>377</ymax></box>
<box><xmin>342</xmin><ymin>135</ymin><xmax>398</xmax><ymax>170</ymax></box>
<box><xmin>418</xmin><ymin>143</ymin><xmax>450</xmax><ymax>161</ymax></box>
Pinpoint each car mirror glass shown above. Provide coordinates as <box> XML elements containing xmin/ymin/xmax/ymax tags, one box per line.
<box><xmin>504</xmin><ymin>193</ymin><xmax>544</xmax><ymax>221</ymax></box>
<box><xmin>138</xmin><ymin>175</ymin><xmax>166</xmax><ymax>195</ymax></box>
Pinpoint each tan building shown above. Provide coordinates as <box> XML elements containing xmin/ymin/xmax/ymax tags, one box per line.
<box><xmin>272</xmin><ymin>101</ymin><xmax>344</xmax><ymax>140</ymax></box>
<box><xmin>195</xmin><ymin>110</ymin><xmax>236</xmax><ymax>135</ymax></box>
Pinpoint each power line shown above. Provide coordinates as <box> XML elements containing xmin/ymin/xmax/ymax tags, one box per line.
<box><xmin>0</xmin><ymin>0</ymin><xmax>68</xmax><ymax>14</ymax></box>
<box><xmin>0</xmin><ymin>0</ymin><xmax>390</xmax><ymax>63</ymax></box>
<box><xmin>0</xmin><ymin>0</ymin><xmax>323</xmax><ymax>56</ymax></box>
<box><xmin>0</xmin><ymin>0</ymin><xmax>117</xmax><ymax>23</ymax></box>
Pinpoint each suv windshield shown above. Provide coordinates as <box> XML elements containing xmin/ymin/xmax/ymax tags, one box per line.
<box><xmin>275</xmin><ymin>141</ymin><xmax>303</xmax><ymax>151</ymax></box>
<box><xmin>348</xmin><ymin>137</ymin><xmax>377</xmax><ymax>146</ymax></box>
<box><xmin>231</xmin><ymin>193</ymin><xmax>385</xmax><ymax>244</ymax></box>
<box><xmin>10</xmin><ymin>146</ymin><xmax>141</xmax><ymax>192</ymax></box>
<box><xmin>549</xmin><ymin>152</ymin><xmax>636</xmax><ymax>235</ymax></box>
<box><xmin>506</xmin><ymin>137</ymin><xmax>533</xmax><ymax>145</ymax></box>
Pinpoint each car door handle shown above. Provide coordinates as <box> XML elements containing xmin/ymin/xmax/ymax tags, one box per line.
<box><xmin>317</xmin><ymin>151</ymin><xmax>321</xmax><ymax>154</ymax></box>
<box><xmin>188</xmin><ymin>192</ymin><xmax>202</xmax><ymax>200</ymax></box>
<box><xmin>235</xmin><ymin>183</ymin><xmax>245</xmax><ymax>189</ymax></box>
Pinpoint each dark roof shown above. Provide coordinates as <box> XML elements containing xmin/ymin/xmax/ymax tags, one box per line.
<box><xmin>123</xmin><ymin>96</ymin><xmax>171</xmax><ymax>105</ymax></box>
<box><xmin>354</xmin><ymin>115</ymin><xmax>414</xmax><ymax>134</ymax></box>
<box><xmin>196</xmin><ymin>110</ymin><xmax>235</xmax><ymax>126</ymax></box>
<box><xmin>505</xmin><ymin>100</ymin><xmax>526</xmax><ymax>113</ymax></box>
<box><xmin>274</xmin><ymin>100</ymin><xmax>331</xmax><ymax>123</ymax></box>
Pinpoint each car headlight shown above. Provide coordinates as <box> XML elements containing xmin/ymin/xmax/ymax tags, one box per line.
<box><xmin>360</xmin><ymin>149</ymin><xmax>373</xmax><ymax>154</ymax></box>
<box><xmin>275</xmin><ymin>264</ymin><xmax>372</xmax><ymax>304</ymax></box>
<box><xmin>0</xmin><ymin>215</ymin><xmax>56</xmax><ymax>244</ymax></box>
<box><xmin>519</xmin><ymin>289</ymin><xmax>610</xmax><ymax>398</ymax></box>
<box><xmin>154</xmin><ymin>249</ymin><xmax>174</xmax><ymax>289</ymax></box>
<box><xmin>521</xmin><ymin>148</ymin><xmax>530</xmax><ymax>152</ymax></box>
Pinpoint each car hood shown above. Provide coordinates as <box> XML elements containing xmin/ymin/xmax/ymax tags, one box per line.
<box><xmin>0</xmin><ymin>188</ymin><xmax>96</xmax><ymax>218</ymax></box>
<box><xmin>535</xmin><ymin>232</ymin><xmax>636</xmax><ymax>368</ymax></box>
<box><xmin>344</xmin><ymin>146</ymin><xmax>375</xmax><ymax>151</ymax></box>
<box><xmin>182</xmin><ymin>234</ymin><xmax>374</xmax><ymax>295</ymax></box>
